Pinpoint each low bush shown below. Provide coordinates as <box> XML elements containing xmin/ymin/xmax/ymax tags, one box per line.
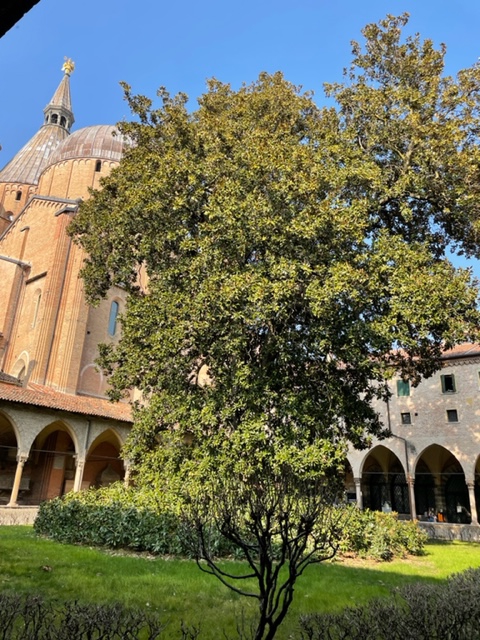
<box><xmin>299</xmin><ymin>567</ymin><xmax>480</xmax><ymax>640</ymax></box>
<box><xmin>35</xmin><ymin>486</ymin><xmax>426</xmax><ymax>561</ymax></box>
<box><xmin>0</xmin><ymin>594</ymin><xmax>165</xmax><ymax>639</ymax></box>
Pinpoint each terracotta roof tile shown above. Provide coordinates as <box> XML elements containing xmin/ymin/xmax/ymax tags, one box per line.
<box><xmin>0</xmin><ymin>380</ymin><xmax>132</xmax><ymax>423</ymax></box>
<box><xmin>441</xmin><ymin>343</ymin><xmax>480</xmax><ymax>360</ymax></box>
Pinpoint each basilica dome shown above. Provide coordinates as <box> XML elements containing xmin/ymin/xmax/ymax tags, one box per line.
<box><xmin>46</xmin><ymin>124</ymin><xmax>126</xmax><ymax>167</ymax></box>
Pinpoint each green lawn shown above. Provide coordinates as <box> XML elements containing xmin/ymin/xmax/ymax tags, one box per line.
<box><xmin>1</xmin><ymin>527</ymin><xmax>480</xmax><ymax>638</ymax></box>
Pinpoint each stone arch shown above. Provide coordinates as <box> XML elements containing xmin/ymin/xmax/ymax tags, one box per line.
<box><xmin>26</xmin><ymin>420</ymin><xmax>78</xmax><ymax>504</ymax></box>
<box><xmin>361</xmin><ymin>445</ymin><xmax>409</xmax><ymax>514</ymax></box>
<box><xmin>414</xmin><ymin>444</ymin><xmax>470</xmax><ymax>523</ymax></box>
<box><xmin>83</xmin><ymin>429</ymin><xmax>125</xmax><ymax>489</ymax></box>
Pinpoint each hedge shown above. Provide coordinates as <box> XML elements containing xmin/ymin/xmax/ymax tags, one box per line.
<box><xmin>34</xmin><ymin>485</ymin><xmax>426</xmax><ymax>561</ymax></box>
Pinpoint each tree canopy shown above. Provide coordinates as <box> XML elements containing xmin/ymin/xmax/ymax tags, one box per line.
<box><xmin>70</xmin><ymin>14</ymin><xmax>480</xmax><ymax>481</ymax></box>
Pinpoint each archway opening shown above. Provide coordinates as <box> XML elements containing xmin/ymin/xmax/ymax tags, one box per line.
<box><xmin>415</xmin><ymin>445</ymin><xmax>470</xmax><ymax>523</ymax></box>
<box><xmin>83</xmin><ymin>431</ymin><xmax>124</xmax><ymax>490</ymax></box>
<box><xmin>0</xmin><ymin>413</ymin><xmax>19</xmax><ymax>505</ymax></box>
<box><xmin>343</xmin><ymin>459</ymin><xmax>356</xmax><ymax>504</ymax></box>
<box><xmin>27</xmin><ymin>423</ymin><xmax>76</xmax><ymax>504</ymax></box>
<box><xmin>361</xmin><ymin>446</ymin><xmax>409</xmax><ymax>515</ymax></box>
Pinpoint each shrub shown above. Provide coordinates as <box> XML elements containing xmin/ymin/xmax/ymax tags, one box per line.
<box><xmin>299</xmin><ymin>567</ymin><xmax>480</xmax><ymax>640</ymax></box>
<box><xmin>35</xmin><ymin>487</ymin><xmax>426</xmax><ymax>561</ymax></box>
<box><xmin>335</xmin><ymin>507</ymin><xmax>427</xmax><ymax>561</ymax></box>
<box><xmin>34</xmin><ymin>486</ymin><xmax>238</xmax><ymax>557</ymax></box>
<box><xmin>0</xmin><ymin>594</ymin><xmax>165</xmax><ymax>639</ymax></box>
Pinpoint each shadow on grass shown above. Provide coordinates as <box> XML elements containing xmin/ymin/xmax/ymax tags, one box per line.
<box><xmin>1</xmin><ymin>528</ymin><xmax>479</xmax><ymax>639</ymax></box>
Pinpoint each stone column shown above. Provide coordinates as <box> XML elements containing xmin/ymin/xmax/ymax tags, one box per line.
<box><xmin>354</xmin><ymin>477</ymin><xmax>362</xmax><ymax>510</ymax></box>
<box><xmin>467</xmin><ymin>483</ymin><xmax>478</xmax><ymax>525</ymax></box>
<box><xmin>73</xmin><ymin>459</ymin><xmax>85</xmax><ymax>492</ymax></box>
<box><xmin>124</xmin><ymin>461</ymin><xmax>132</xmax><ymax>488</ymax></box>
<box><xmin>407</xmin><ymin>475</ymin><xmax>417</xmax><ymax>520</ymax></box>
<box><xmin>7</xmin><ymin>453</ymin><xmax>28</xmax><ymax>507</ymax></box>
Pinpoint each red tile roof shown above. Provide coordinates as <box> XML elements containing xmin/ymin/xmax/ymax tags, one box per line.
<box><xmin>441</xmin><ymin>343</ymin><xmax>480</xmax><ymax>360</ymax></box>
<box><xmin>0</xmin><ymin>380</ymin><xmax>132</xmax><ymax>423</ymax></box>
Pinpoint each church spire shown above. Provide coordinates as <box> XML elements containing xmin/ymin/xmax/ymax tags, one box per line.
<box><xmin>0</xmin><ymin>61</ymin><xmax>75</xmax><ymax>187</ymax></box>
<box><xmin>43</xmin><ymin>58</ymin><xmax>75</xmax><ymax>132</ymax></box>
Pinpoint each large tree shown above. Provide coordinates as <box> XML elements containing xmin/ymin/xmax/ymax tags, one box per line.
<box><xmin>0</xmin><ymin>0</ymin><xmax>41</xmax><ymax>38</ymax></box>
<box><xmin>70</xmin><ymin>13</ymin><xmax>480</xmax><ymax>637</ymax></box>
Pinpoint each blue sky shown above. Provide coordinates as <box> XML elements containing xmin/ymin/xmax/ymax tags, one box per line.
<box><xmin>1</xmin><ymin>0</ymin><xmax>479</xmax><ymax>273</ymax></box>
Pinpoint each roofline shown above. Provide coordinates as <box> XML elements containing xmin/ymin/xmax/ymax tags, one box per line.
<box><xmin>0</xmin><ymin>392</ymin><xmax>133</xmax><ymax>424</ymax></box>
<box><xmin>441</xmin><ymin>347</ymin><xmax>480</xmax><ymax>361</ymax></box>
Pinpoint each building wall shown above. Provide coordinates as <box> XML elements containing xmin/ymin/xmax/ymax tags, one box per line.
<box><xmin>347</xmin><ymin>353</ymin><xmax>480</xmax><ymax>523</ymax></box>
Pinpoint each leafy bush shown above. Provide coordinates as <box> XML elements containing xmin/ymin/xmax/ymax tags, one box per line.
<box><xmin>35</xmin><ymin>487</ymin><xmax>426</xmax><ymax>561</ymax></box>
<box><xmin>335</xmin><ymin>507</ymin><xmax>427</xmax><ymax>561</ymax></box>
<box><xmin>299</xmin><ymin>567</ymin><xmax>480</xmax><ymax>640</ymax></box>
<box><xmin>34</xmin><ymin>485</ymin><xmax>237</xmax><ymax>557</ymax></box>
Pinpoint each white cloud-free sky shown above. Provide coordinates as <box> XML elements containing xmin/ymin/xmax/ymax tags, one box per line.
<box><xmin>1</xmin><ymin>0</ymin><xmax>479</xmax><ymax>273</ymax></box>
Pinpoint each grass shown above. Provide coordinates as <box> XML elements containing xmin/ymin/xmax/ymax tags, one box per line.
<box><xmin>1</xmin><ymin>527</ymin><xmax>480</xmax><ymax>638</ymax></box>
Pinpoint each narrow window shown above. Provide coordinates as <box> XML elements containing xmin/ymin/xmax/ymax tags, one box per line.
<box><xmin>396</xmin><ymin>380</ymin><xmax>410</xmax><ymax>397</ymax></box>
<box><xmin>401</xmin><ymin>412</ymin><xmax>412</xmax><ymax>425</ymax></box>
<box><xmin>446</xmin><ymin>409</ymin><xmax>458</xmax><ymax>423</ymax></box>
<box><xmin>51</xmin><ymin>114</ymin><xmax>58</xmax><ymax>124</ymax></box>
<box><xmin>441</xmin><ymin>374</ymin><xmax>456</xmax><ymax>393</ymax></box>
<box><xmin>108</xmin><ymin>301</ymin><xmax>119</xmax><ymax>336</ymax></box>
<box><xmin>60</xmin><ymin>116</ymin><xmax>66</xmax><ymax>127</ymax></box>
<box><xmin>15</xmin><ymin>191</ymin><xmax>22</xmax><ymax>201</ymax></box>
<box><xmin>95</xmin><ymin>160</ymin><xmax>102</xmax><ymax>172</ymax></box>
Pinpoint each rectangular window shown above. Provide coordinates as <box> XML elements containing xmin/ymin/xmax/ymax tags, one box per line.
<box><xmin>446</xmin><ymin>409</ymin><xmax>458</xmax><ymax>423</ymax></box>
<box><xmin>401</xmin><ymin>412</ymin><xmax>412</xmax><ymax>425</ymax></box>
<box><xmin>441</xmin><ymin>374</ymin><xmax>456</xmax><ymax>393</ymax></box>
<box><xmin>396</xmin><ymin>380</ymin><xmax>410</xmax><ymax>397</ymax></box>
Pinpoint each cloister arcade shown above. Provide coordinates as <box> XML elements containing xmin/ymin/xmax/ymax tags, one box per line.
<box><xmin>347</xmin><ymin>443</ymin><xmax>479</xmax><ymax>525</ymax></box>
<box><xmin>0</xmin><ymin>406</ymin><xmax>128</xmax><ymax>507</ymax></box>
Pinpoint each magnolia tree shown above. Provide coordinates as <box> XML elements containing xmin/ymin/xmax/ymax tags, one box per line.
<box><xmin>70</xmin><ymin>14</ymin><xmax>480</xmax><ymax>639</ymax></box>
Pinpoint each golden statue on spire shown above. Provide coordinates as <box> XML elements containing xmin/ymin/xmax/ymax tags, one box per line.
<box><xmin>62</xmin><ymin>57</ymin><xmax>75</xmax><ymax>76</ymax></box>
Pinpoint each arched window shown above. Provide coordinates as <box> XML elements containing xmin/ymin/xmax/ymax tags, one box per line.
<box><xmin>51</xmin><ymin>114</ymin><xmax>58</xmax><ymax>124</ymax></box>
<box><xmin>95</xmin><ymin>160</ymin><xmax>102</xmax><ymax>172</ymax></box>
<box><xmin>108</xmin><ymin>301</ymin><xmax>119</xmax><ymax>336</ymax></box>
<box><xmin>60</xmin><ymin>116</ymin><xmax>66</xmax><ymax>127</ymax></box>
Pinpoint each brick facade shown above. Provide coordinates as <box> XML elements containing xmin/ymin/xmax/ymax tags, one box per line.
<box><xmin>0</xmin><ymin>67</ymin><xmax>132</xmax><ymax>507</ymax></box>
